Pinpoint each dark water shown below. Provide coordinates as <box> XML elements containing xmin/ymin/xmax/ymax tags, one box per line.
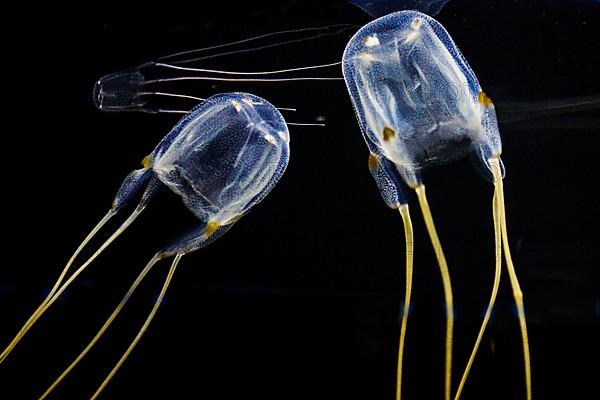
<box><xmin>1</xmin><ymin>1</ymin><xmax>598</xmax><ymax>399</ymax></box>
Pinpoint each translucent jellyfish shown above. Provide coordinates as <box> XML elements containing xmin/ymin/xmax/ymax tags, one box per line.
<box><xmin>1</xmin><ymin>92</ymin><xmax>290</xmax><ymax>399</ymax></box>
<box><xmin>93</xmin><ymin>24</ymin><xmax>350</xmax><ymax>116</ymax></box>
<box><xmin>348</xmin><ymin>0</ymin><xmax>452</xmax><ymax>17</ymax></box>
<box><xmin>343</xmin><ymin>10</ymin><xmax>531</xmax><ymax>400</ymax></box>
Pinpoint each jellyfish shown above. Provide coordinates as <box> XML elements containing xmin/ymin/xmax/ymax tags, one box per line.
<box><xmin>93</xmin><ymin>24</ymin><xmax>351</xmax><ymax>116</ymax></box>
<box><xmin>348</xmin><ymin>0</ymin><xmax>452</xmax><ymax>18</ymax></box>
<box><xmin>342</xmin><ymin>10</ymin><xmax>531</xmax><ymax>400</ymax></box>
<box><xmin>1</xmin><ymin>92</ymin><xmax>290</xmax><ymax>399</ymax></box>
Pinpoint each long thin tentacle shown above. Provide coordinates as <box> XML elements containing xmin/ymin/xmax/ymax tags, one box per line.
<box><xmin>415</xmin><ymin>185</ymin><xmax>454</xmax><ymax>400</ymax></box>
<box><xmin>163</xmin><ymin>25</ymin><xmax>356</xmax><ymax>65</ymax></box>
<box><xmin>143</xmin><ymin>76</ymin><xmax>343</xmax><ymax>85</ymax></box>
<box><xmin>137</xmin><ymin>91</ymin><xmax>295</xmax><ymax>112</ymax></box>
<box><xmin>396</xmin><ymin>204</ymin><xmax>414</xmax><ymax>400</ymax></box>
<box><xmin>0</xmin><ymin>205</ymin><xmax>145</xmax><ymax>363</ymax></box>
<box><xmin>155</xmin><ymin>24</ymin><xmax>356</xmax><ymax>63</ymax></box>
<box><xmin>490</xmin><ymin>158</ymin><xmax>532</xmax><ymax>400</ymax></box>
<box><xmin>89</xmin><ymin>253</ymin><xmax>182</xmax><ymax>400</ymax></box>
<box><xmin>0</xmin><ymin>210</ymin><xmax>116</xmax><ymax>364</ymax></box>
<box><xmin>153</xmin><ymin>61</ymin><xmax>342</xmax><ymax>76</ymax></box>
<box><xmin>38</xmin><ymin>253</ymin><xmax>163</xmax><ymax>400</ymax></box>
<box><xmin>453</xmin><ymin>188</ymin><xmax>502</xmax><ymax>400</ymax></box>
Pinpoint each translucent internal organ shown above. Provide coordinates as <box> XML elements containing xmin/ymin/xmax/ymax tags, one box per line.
<box><xmin>1</xmin><ymin>92</ymin><xmax>290</xmax><ymax>399</ymax></box>
<box><xmin>343</xmin><ymin>10</ymin><xmax>501</xmax><ymax>187</ymax></box>
<box><xmin>349</xmin><ymin>0</ymin><xmax>451</xmax><ymax>18</ymax></box>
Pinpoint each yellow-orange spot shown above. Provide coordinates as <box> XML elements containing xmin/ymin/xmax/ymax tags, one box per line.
<box><xmin>141</xmin><ymin>155</ymin><xmax>153</xmax><ymax>168</ymax></box>
<box><xmin>231</xmin><ymin>100</ymin><xmax>242</xmax><ymax>112</ymax></box>
<box><xmin>411</xmin><ymin>17</ymin><xmax>423</xmax><ymax>29</ymax></box>
<box><xmin>383</xmin><ymin>127</ymin><xmax>396</xmax><ymax>142</ymax></box>
<box><xmin>277</xmin><ymin>131</ymin><xmax>288</xmax><ymax>141</ymax></box>
<box><xmin>364</xmin><ymin>35</ymin><xmax>380</xmax><ymax>47</ymax></box>
<box><xmin>368</xmin><ymin>153</ymin><xmax>380</xmax><ymax>171</ymax></box>
<box><xmin>478</xmin><ymin>91</ymin><xmax>494</xmax><ymax>107</ymax></box>
<box><xmin>205</xmin><ymin>221</ymin><xmax>221</xmax><ymax>237</ymax></box>
<box><xmin>264</xmin><ymin>134</ymin><xmax>276</xmax><ymax>145</ymax></box>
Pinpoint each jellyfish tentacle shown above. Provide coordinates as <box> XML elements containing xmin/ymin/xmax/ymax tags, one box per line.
<box><xmin>155</xmin><ymin>109</ymin><xmax>190</xmax><ymax>114</ymax></box>
<box><xmin>90</xmin><ymin>253</ymin><xmax>182</xmax><ymax>400</ymax></box>
<box><xmin>3</xmin><ymin>205</ymin><xmax>144</xmax><ymax>357</ymax></box>
<box><xmin>94</xmin><ymin>24</ymin><xmax>356</xmax><ymax>114</ymax></box>
<box><xmin>155</xmin><ymin>23</ymin><xmax>357</xmax><ymax>64</ymax></box>
<box><xmin>153</xmin><ymin>60</ymin><xmax>342</xmax><ymax>76</ymax></box>
<box><xmin>0</xmin><ymin>209</ymin><xmax>116</xmax><ymax>364</ymax></box>
<box><xmin>137</xmin><ymin>91</ymin><xmax>205</xmax><ymax>103</ymax></box>
<box><xmin>414</xmin><ymin>184</ymin><xmax>454</xmax><ymax>400</ymax></box>
<box><xmin>454</xmin><ymin>187</ymin><xmax>502</xmax><ymax>400</ymax></box>
<box><xmin>37</xmin><ymin>217</ymin><xmax>226</xmax><ymax>398</ymax></box>
<box><xmin>0</xmin><ymin>179</ymin><xmax>160</xmax><ymax>363</ymax></box>
<box><xmin>490</xmin><ymin>157</ymin><xmax>532</xmax><ymax>400</ymax></box>
<box><xmin>396</xmin><ymin>204</ymin><xmax>414</xmax><ymax>400</ymax></box>
<box><xmin>38</xmin><ymin>253</ymin><xmax>163</xmax><ymax>400</ymax></box>
<box><xmin>164</xmin><ymin>25</ymin><xmax>356</xmax><ymax>65</ymax></box>
<box><xmin>143</xmin><ymin>76</ymin><xmax>343</xmax><ymax>85</ymax></box>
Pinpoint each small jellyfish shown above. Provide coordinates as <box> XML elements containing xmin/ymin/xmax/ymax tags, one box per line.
<box><xmin>343</xmin><ymin>10</ymin><xmax>531</xmax><ymax>400</ymax></box>
<box><xmin>93</xmin><ymin>24</ymin><xmax>351</xmax><ymax>115</ymax></box>
<box><xmin>1</xmin><ymin>92</ymin><xmax>290</xmax><ymax>399</ymax></box>
<box><xmin>348</xmin><ymin>0</ymin><xmax>452</xmax><ymax>18</ymax></box>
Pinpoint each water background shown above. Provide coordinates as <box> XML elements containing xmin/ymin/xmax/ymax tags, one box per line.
<box><xmin>1</xmin><ymin>1</ymin><xmax>598</xmax><ymax>399</ymax></box>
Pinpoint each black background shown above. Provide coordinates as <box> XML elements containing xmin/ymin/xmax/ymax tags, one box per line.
<box><xmin>1</xmin><ymin>1</ymin><xmax>599</xmax><ymax>399</ymax></box>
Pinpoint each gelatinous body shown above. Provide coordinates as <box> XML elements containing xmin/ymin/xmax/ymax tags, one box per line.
<box><xmin>349</xmin><ymin>0</ymin><xmax>451</xmax><ymax>18</ymax></box>
<box><xmin>110</xmin><ymin>91</ymin><xmax>290</xmax><ymax>252</ymax></box>
<box><xmin>93</xmin><ymin>69</ymin><xmax>148</xmax><ymax>112</ymax></box>
<box><xmin>343</xmin><ymin>10</ymin><xmax>500</xmax><ymax>187</ymax></box>
<box><xmin>2</xmin><ymin>92</ymin><xmax>290</xmax><ymax>399</ymax></box>
<box><xmin>343</xmin><ymin>10</ymin><xmax>531</xmax><ymax>400</ymax></box>
<box><xmin>147</xmin><ymin>92</ymin><xmax>289</xmax><ymax>235</ymax></box>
